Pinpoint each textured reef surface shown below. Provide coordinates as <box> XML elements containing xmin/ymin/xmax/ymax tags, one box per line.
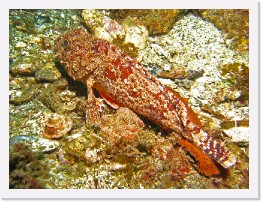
<box><xmin>9</xmin><ymin>9</ymin><xmax>249</xmax><ymax>189</ymax></box>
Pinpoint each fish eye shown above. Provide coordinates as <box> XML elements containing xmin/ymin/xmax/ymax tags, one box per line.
<box><xmin>63</xmin><ymin>39</ymin><xmax>69</xmax><ymax>48</ymax></box>
<box><xmin>62</xmin><ymin>39</ymin><xmax>71</xmax><ymax>51</ymax></box>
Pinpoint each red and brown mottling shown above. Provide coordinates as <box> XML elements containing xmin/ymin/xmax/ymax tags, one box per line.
<box><xmin>54</xmin><ymin>28</ymin><xmax>236</xmax><ymax>176</ymax></box>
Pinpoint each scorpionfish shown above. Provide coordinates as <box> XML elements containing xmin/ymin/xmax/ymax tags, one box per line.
<box><xmin>54</xmin><ymin>28</ymin><xmax>236</xmax><ymax>176</ymax></box>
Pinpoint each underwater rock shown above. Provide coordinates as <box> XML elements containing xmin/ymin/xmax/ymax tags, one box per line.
<box><xmin>56</xmin><ymin>126</ymin><xmax>103</xmax><ymax>166</ymax></box>
<box><xmin>120</xmin><ymin>17</ymin><xmax>149</xmax><ymax>57</ymax></box>
<box><xmin>9</xmin><ymin>140</ymin><xmax>53</xmax><ymax>189</ymax></box>
<box><xmin>190</xmin><ymin>77</ymin><xmax>241</xmax><ymax>103</ymax></box>
<box><xmin>82</xmin><ymin>9</ymin><xmax>125</xmax><ymax>43</ymax></box>
<box><xmin>82</xmin><ymin>9</ymin><xmax>149</xmax><ymax>57</ymax></box>
<box><xmin>129</xmin><ymin>136</ymin><xmax>194</xmax><ymax>188</ymax></box>
<box><xmin>220</xmin><ymin>63</ymin><xmax>249</xmax><ymax>103</ymax></box>
<box><xmin>28</xmin><ymin>35</ymin><xmax>44</xmax><ymax>44</ymax></box>
<box><xmin>109</xmin><ymin>9</ymin><xmax>186</xmax><ymax>35</ymax></box>
<box><xmin>220</xmin><ymin>120</ymin><xmax>249</xmax><ymax>129</ymax></box>
<box><xmin>138</xmin><ymin>13</ymin><xmax>247</xmax><ymax>106</ymax></box>
<box><xmin>196</xmin><ymin>9</ymin><xmax>249</xmax><ymax>52</ymax></box>
<box><xmin>35</xmin><ymin>62</ymin><xmax>62</xmax><ymax>82</ymax></box>
<box><xmin>9</xmin><ymin>100</ymin><xmax>52</xmax><ymax>137</ymax></box>
<box><xmin>37</xmin><ymin>78</ymin><xmax>78</xmax><ymax>113</ymax></box>
<box><xmin>43</xmin><ymin>113</ymin><xmax>73</xmax><ymax>139</ymax></box>
<box><xmin>9</xmin><ymin>83</ymin><xmax>40</xmax><ymax>104</ymax></box>
<box><xmin>182</xmin><ymin>174</ymin><xmax>216</xmax><ymax>189</ymax></box>
<box><xmin>100</xmin><ymin>107</ymin><xmax>144</xmax><ymax>146</ymax></box>
<box><xmin>121</xmin><ymin>17</ymin><xmax>149</xmax><ymax>52</ymax></box>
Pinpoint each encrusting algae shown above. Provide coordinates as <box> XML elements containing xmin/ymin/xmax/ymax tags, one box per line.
<box><xmin>54</xmin><ymin>27</ymin><xmax>236</xmax><ymax>176</ymax></box>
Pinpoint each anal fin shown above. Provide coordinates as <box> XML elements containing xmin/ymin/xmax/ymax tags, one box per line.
<box><xmin>180</xmin><ymin>139</ymin><xmax>221</xmax><ymax>177</ymax></box>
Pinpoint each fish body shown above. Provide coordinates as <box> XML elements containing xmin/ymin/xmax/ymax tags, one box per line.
<box><xmin>54</xmin><ymin>28</ymin><xmax>236</xmax><ymax>175</ymax></box>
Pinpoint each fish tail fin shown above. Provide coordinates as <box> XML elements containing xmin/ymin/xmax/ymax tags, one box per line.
<box><xmin>186</xmin><ymin>129</ymin><xmax>236</xmax><ymax>169</ymax></box>
<box><xmin>166</xmin><ymin>87</ymin><xmax>236</xmax><ymax>169</ymax></box>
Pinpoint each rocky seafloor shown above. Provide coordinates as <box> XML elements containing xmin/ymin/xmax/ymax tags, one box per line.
<box><xmin>9</xmin><ymin>9</ymin><xmax>249</xmax><ymax>189</ymax></box>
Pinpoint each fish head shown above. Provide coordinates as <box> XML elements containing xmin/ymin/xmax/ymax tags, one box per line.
<box><xmin>54</xmin><ymin>28</ymin><xmax>100</xmax><ymax>81</ymax></box>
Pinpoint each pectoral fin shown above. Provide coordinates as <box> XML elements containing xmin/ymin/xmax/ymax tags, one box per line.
<box><xmin>97</xmin><ymin>89</ymin><xmax>120</xmax><ymax>110</ymax></box>
<box><xmin>86</xmin><ymin>79</ymin><xmax>101</xmax><ymax>127</ymax></box>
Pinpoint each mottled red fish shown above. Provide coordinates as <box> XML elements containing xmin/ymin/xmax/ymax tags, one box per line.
<box><xmin>54</xmin><ymin>28</ymin><xmax>236</xmax><ymax>176</ymax></box>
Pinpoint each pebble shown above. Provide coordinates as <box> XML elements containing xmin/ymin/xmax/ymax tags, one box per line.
<box><xmin>223</xmin><ymin>127</ymin><xmax>249</xmax><ymax>145</ymax></box>
<box><xmin>10</xmin><ymin>56</ymin><xmax>40</xmax><ymax>75</ymax></box>
<box><xmin>10</xmin><ymin>63</ymin><xmax>33</xmax><ymax>75</ymax></box>
<box><xmin>85</xmin><ymin>148</ymin><xmax>99</xmax><ymax>164</ymax></box>
<box><xmin>15</xmin><ymin>41</ymin><xmax>27</xmax><ymax>49</ymax></box>
<box><xmin>9</xmin><ymin>77</ymin><xmax>41</xmax><ymax>104</ymax></box>
<box><xmin>35</xmin><ymin>62</ymin><xmax>62</xmax><ymax>82</ymax></box>
<box><xmin>36</xmin><ymin>15</ymin><xmax>51</xmax><ymax>25</ymax></box>
<box><xmin>9</xmin><ymin>135</ymin><xmax>59</xmax><ymax>153</ymax></box>
<box><xmin>29</xmin><ymin>36</ymin><xmax>43</xmax><ymax>44</ymax></box>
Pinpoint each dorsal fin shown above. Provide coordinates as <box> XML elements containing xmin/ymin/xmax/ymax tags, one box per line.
<box><xmin>166</xmin><ymin>86</ymin><xmax>202</xmax><ymax>127</ymax></box>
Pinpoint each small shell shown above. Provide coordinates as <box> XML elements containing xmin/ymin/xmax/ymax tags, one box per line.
<box><xmin>43</xmin><ymin>113</ymin><xmax>72</xmax><ymax>139</ymax></box>
<box><xmin>85</xmin><ymin>148</ymin><xmax>99</xmax><ymax>164</ymax></box>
